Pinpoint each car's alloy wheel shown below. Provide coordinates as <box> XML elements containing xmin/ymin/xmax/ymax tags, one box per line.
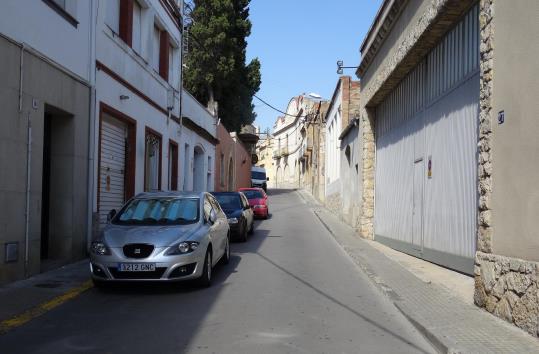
<box><xmin>198</xmin><ymin>249</ymin><xmax>212</xmax><ymax>287</ymax></box>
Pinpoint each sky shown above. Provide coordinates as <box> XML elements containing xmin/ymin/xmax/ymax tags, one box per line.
<box><xmin>246</xmin><ymin>0</ymin><xmax>383</xmax><ymax>133</ymax></box>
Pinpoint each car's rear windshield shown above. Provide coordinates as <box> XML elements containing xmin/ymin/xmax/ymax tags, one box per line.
<box><xmin>112</xmin><ymin>198</ymin><xmax>199</xmax><ymax>225</ymax></box>
<box><xmin>242</xmin><ymin>190</ymin><xmax>264</xmax><ymax>199</ymax></box>
<box><xmin>213</xmin><ymin>194</ymin><xmax>241</xmax><ymax>210</ymax></box>
<box><xmin>251</xmin><ymin>171</ymin><xmax>266</xmax><ymax>180</ymax></box>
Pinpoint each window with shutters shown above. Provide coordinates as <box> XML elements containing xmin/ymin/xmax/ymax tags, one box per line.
<box><xmin>105</xmin><ymin>0</ymin><xmax>120</xmax><ymax>33</ymax></box>
<box><xmin>151</xmin><ymin>25</ymin><xmax>161</xmax><ymax>71</ymax></box>
<box><xmin>132</xmin><ymin>1</ymin><xmax>142</xmax><ymax>54</ymax></box>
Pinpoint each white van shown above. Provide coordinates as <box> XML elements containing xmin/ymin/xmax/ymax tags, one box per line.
<box><xmin>251</xmin><ymin>166</ymin><xmax>268</xmax><ymax>191</ymax></box>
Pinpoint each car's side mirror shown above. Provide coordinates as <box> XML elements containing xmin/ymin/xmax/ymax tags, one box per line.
<box><xmin>209</xmin><ymin>209</ymin><xmax>217</xmax><ymax>224</ymax></box>
<box><xmin>107</xmin><ymin>209</ymin><xmax>117</xmax><ymax>222</ymax></box>
<box><xmin>266</xmin><ymin>177</ymin><xmax>269</xmax><ymax>181</ymax></box>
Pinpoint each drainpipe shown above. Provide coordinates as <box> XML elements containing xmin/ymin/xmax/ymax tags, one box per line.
<box><xmin>24</xmin><ymin>112</ymin><xmax>31</xmax><ymax>278</ymax></box>
<box><xmin>87</xmin><ymin>0</ymin><xmax>97</xmax><ymax>250</ymax></box>
<box><xmin>19</xmin><ymin>44</ymin><xmax>31</xmax><ymax>277</ymax></box>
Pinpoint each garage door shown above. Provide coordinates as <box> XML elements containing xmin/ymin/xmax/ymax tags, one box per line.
<box><xmin>374</xmin><ymin>6</ymin><xmax>479</xmax><ymax>274</ymax></box>
<box><xmin>99</xmin><ymin>114</ymin><xmax>128</xmax><ymax>228</ymax></box>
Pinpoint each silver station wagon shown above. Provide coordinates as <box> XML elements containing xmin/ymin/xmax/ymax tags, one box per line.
<box><xmin>90</xmin><ymin>192</ymin><xmax>230</xmax><ymax>287</ymax></box>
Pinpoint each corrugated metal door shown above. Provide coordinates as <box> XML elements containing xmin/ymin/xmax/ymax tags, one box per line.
<box><xmin>99</xmin><ymin>115</ymin><xmax>127</xmax><ymax>228</ymax></box>
<box><xmin>374</xmin><ymin>6</ymin><xmax>479</xmax><ymax>273</ymax></box>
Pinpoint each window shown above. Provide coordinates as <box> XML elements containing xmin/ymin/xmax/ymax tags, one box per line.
<box><xmin>207</xmin><ymin>156</ymin><xmax>212</xmax><ymax>192</ymax></box>
<box><xmin>145</xmin><ymin>129</ymin><xmax>162</xmax><ymax>192</ymax></box>
<box><xmin>105</xmin><ymin>0</ymin><xmax>120</xmax><ymax>33</ymax></box>
<box><xmin>169</xmin><ymin>141</ymin><xmax>178</xmax><ymax>190</ymax></box>
<box><xmin>42</xmin><ymin>0</ymin><xmax>78</xmax><ymax>27</ymax></box>
<box><xmin>132</xmin><ymin>1</ymin><xmax>142</xmax><ymax>54</ymax></box>
<box><xmin>151</xmin><ymin>25</ymin><xmax>161</xmax><ymax>71</ymax></box>
<box><xmin>52</xmin><ymin>0</ymin><xmax>66</xmax><ymax>8</ymax></box>
<box><xmin>203</xmin><ymin>197</ymin><xmax>212</xmax><ymax>222</ymax></box>
<box><xmin>159</xmin><ymin>31</ymin><xmax>170</xmax><ymax>81</ymax></box>
<box><xmin>183</xmin><ymin>144</ymin><xmax>190</xmax><ymax>191</ymax></box>
<box><xmin>219</xmin><ymin>153</ymin><xmax>225</xmax><ymax>187</ymax></box>
<box><xmin>113</xmin><ymin>198</ymin><xmax>199</xmax><ymax>225</ymax></box>
<box><xmin>168</xmin><ymin>44</ymin><xmax>175</xmax><ymax>84</ymax></box>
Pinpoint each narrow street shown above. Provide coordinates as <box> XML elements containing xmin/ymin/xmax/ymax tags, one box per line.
<box><xmin>0</xmin><ymin>190</ymin><xmax>433</xmax><ymax>354</ymax></box>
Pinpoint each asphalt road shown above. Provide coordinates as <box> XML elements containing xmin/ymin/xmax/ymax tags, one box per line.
<box><xmin>0</xmin><ymin>189</ymin><xmax>434</xmax><ymax>354</ymax></box>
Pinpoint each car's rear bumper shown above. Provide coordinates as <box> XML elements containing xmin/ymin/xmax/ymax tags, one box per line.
<box><xmin>253</xmin><ymin>206</ymin><xmax>268</xmax><ymax>218</ymax></box>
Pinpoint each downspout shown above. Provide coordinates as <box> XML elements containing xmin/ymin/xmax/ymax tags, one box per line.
<box><xmin>178</xmin><ymin>9</ymin><xmax>184</xmax><ymax>138</ymax></box>
<box><xmin>19</xmin><ymin>44</ymin><xmax>31</xmax><ymax>277</ymax></box>
<box><xmin>24</xmin><ymin>112</ymin><xmax>31</xmax><ymax>278</ymax></box>
<box><xmin>87</xmin><ymin>0</ymin><xmax>97</xmax><ymax>250</ymax></box>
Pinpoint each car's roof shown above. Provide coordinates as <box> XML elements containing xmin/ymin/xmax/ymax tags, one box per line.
<box><xmin>251</xmin><ymin>166</ymin><xmax>266</xmax><ymax>172</ymax></box>
<box><xmin>134</xmin><ymin>191</ymin><xmax>204</xmax><ymax>199</ymax></box>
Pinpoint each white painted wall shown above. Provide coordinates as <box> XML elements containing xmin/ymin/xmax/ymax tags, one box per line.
<box><xmin>93</xmin><ymin>0</ymin><xmax>216</xmax><ymax>218</ymax></box>
<box><xmin>0</xmin><ymin>0</ymin><xmax>94</xmax><ymax>81</ymax></box>
<box><xmin>272</xmin><ymin>97</ymin><xmax>308</xmax><ymax>188</ymax></box>
<box><xmin>325</xmin><ymin>89</ymin><xmax>342</xmax><ymax>196</ymax></box>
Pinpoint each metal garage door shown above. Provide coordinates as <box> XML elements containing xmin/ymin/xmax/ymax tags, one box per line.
<box><xmin>374</xmin><ymin>6</ymin><xmax>479</xmax><ymax>274</ymax></box>
<box><xmin>99</xmin><ymin>115</ymin><xmax>127</xmax><ymax>228</ymax></box>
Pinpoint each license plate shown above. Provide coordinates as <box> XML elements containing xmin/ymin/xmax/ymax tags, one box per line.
<box><xmin>118</xmin><ymin>263</ymin><xmax>156</xmax><ymax>272</ymax></box>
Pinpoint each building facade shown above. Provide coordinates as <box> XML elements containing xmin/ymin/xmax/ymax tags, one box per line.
<box><xmin>255</xmin><ymin>135</ymin><xmax>276</xmax><ymax>189</ymax></box>
<box><xmin>272</xmin><ymin>95</ymin><xmax>325</xmax><ymax>189</ymax></box>
<box><xmin>324</xmin><ymin>77</ymin><xmax>361</xmax><ymax>225</ymax></box>
<box><xmin>0</xmin><ymin>0</ymin><xmax>94</xmax><ymax>283</ymax></box>
<box><xmin>92</xmin><ymin>0</ymin><xmax>217</xmax><ymax>235</ymax></box>
<box><xmin>357</xmin><ymin>0</ymin><xmax>539</xmax><ymax>336</ymax></box>
<box><xmin>302</xmin><ymin>102</ymin><xmax>328</xmax><ymax>203</ymax></box>
<box><xmin>214</xmin><ymin>124</ymin><xmax>252</xmax><ymax>192</ymax></box>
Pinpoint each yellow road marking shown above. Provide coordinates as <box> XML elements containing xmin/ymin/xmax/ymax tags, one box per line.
<box><xmin>0</xmin><ymin>280</ymin><xmax>93</xmax><ymax>335</ymax></box>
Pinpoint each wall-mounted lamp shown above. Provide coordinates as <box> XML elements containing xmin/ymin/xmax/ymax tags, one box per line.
<box><xmin>120</xmin><ymin>95</ymin><xmax>130</xmax><ymax>100</ymax></box>
<box><xmin>336</xmin><ymin>60</ymin><xmax>359</xmax><ymax>75</ymax></box>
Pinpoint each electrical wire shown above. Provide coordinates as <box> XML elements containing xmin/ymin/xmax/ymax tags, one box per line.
<box><xmin>186</xmin><ymin>27</ymin><xmax>313</xmax><ymax>120</ymax></box>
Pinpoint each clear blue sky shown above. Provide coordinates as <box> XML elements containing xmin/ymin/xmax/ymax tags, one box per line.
<box><xmin>246</xmin><ymin>0</ymin><xmax>383</xmax><ymax>132</ymax></box>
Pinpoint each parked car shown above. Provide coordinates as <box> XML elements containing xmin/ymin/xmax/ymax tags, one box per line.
<box><xmin>211</xmin><ymin>192</ymin><xmax>254</xmax><ymax>242</ymax></box>
<box><xmin>238</xmin><ymin>187</ymin><xmax>269</xmax><ymax>219</ymax></box>
<box><xmin>89</xmin><ymin>192</ymin><xmax>230</xmax><ymax>288</ymax></box>
<box><xmin>251</xmin><ymin>166</ymin><xmax>268</xmax><ymax>192</ymax></box>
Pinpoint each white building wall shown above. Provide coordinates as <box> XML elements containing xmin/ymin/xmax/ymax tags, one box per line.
<box><xmin>325</xmin><ymin>89</ymin><xmax>342</xmax><ymax>196</ymax></box>
<box><xmin>93</xmin><ymin>0</ymin><xmax>216</xmax><ymax>224</ymax></box>
<box><xmin>0</xmin><ymin>0</ymin><xmax>93</xmax><ymax>81</ymax></box>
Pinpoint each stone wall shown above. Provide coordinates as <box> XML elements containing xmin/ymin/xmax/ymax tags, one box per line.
<box><xmin>477</xmin><ymin>0</ymin><xmax>494</xmax><ymax>253</ymax></box>
<box><xmin>475</xmin><ymin>252</ymin><xmax>539</xmax><ymax>337</ymax></box>
<box><xmin>359</xmin><ymin>110</ymin><xmax>375</xmax><ymax>240</ymax></box>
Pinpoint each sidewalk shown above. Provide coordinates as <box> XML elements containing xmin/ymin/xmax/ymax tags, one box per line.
<box><xmin>297</xmin><ymin>189</ymin><xmax>539</xmax><ymax>354</ymax></box>
<box><xmin>0</xmin><ymin>260</ymin><xmax>91</xmax><ymax>333</ymax></box>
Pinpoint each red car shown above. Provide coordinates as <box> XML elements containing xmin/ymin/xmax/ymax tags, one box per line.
<box><xmin>238</xmin><ymin>188</ymin><xmax>269</xmax><ymax>219</ymax></box>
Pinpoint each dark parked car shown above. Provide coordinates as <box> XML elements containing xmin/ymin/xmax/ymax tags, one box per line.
<box><xmin>211</xmin><ymin>192</ymin><xmax>254</xmax><ymax>242</ymax></box>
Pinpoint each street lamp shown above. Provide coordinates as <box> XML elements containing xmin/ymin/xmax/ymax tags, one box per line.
<box><xmin>336</xmin><ymin>60</ymin><xmax>359</xmax><ymax>75</ymax></box>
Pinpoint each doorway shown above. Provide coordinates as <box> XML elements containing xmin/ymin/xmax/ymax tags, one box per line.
<box><xmin>193</xmin><ymin>146</ymin><xmax>205</xmax><ymax>191</ymax></box>
<box><xmin>40</xmin><ymin>105</ymin><xmax>74</xmax><ymax>265</ymax></box>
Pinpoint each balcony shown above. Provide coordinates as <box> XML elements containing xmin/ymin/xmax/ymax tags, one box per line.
<box><xmin>280</xmin><ymin>147</ymin><xmax>288</xmax><ymax>157</ymax></box>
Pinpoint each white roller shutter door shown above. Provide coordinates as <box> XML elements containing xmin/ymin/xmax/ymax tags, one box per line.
<box><xmin>374</xmin><ymin>6</ymin><xmax>479</xmax><ymax>273</ymax></box>
<box><xmin>99</xmin><ymin>115</ymin><xmax>128</xmax><ymax>228</ymax></box>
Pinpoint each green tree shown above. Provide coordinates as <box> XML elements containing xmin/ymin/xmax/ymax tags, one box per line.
<box><xmin>184</xmin><ymin>0</ymin><xmax>261</xmax><ymax>132</ymax></box>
